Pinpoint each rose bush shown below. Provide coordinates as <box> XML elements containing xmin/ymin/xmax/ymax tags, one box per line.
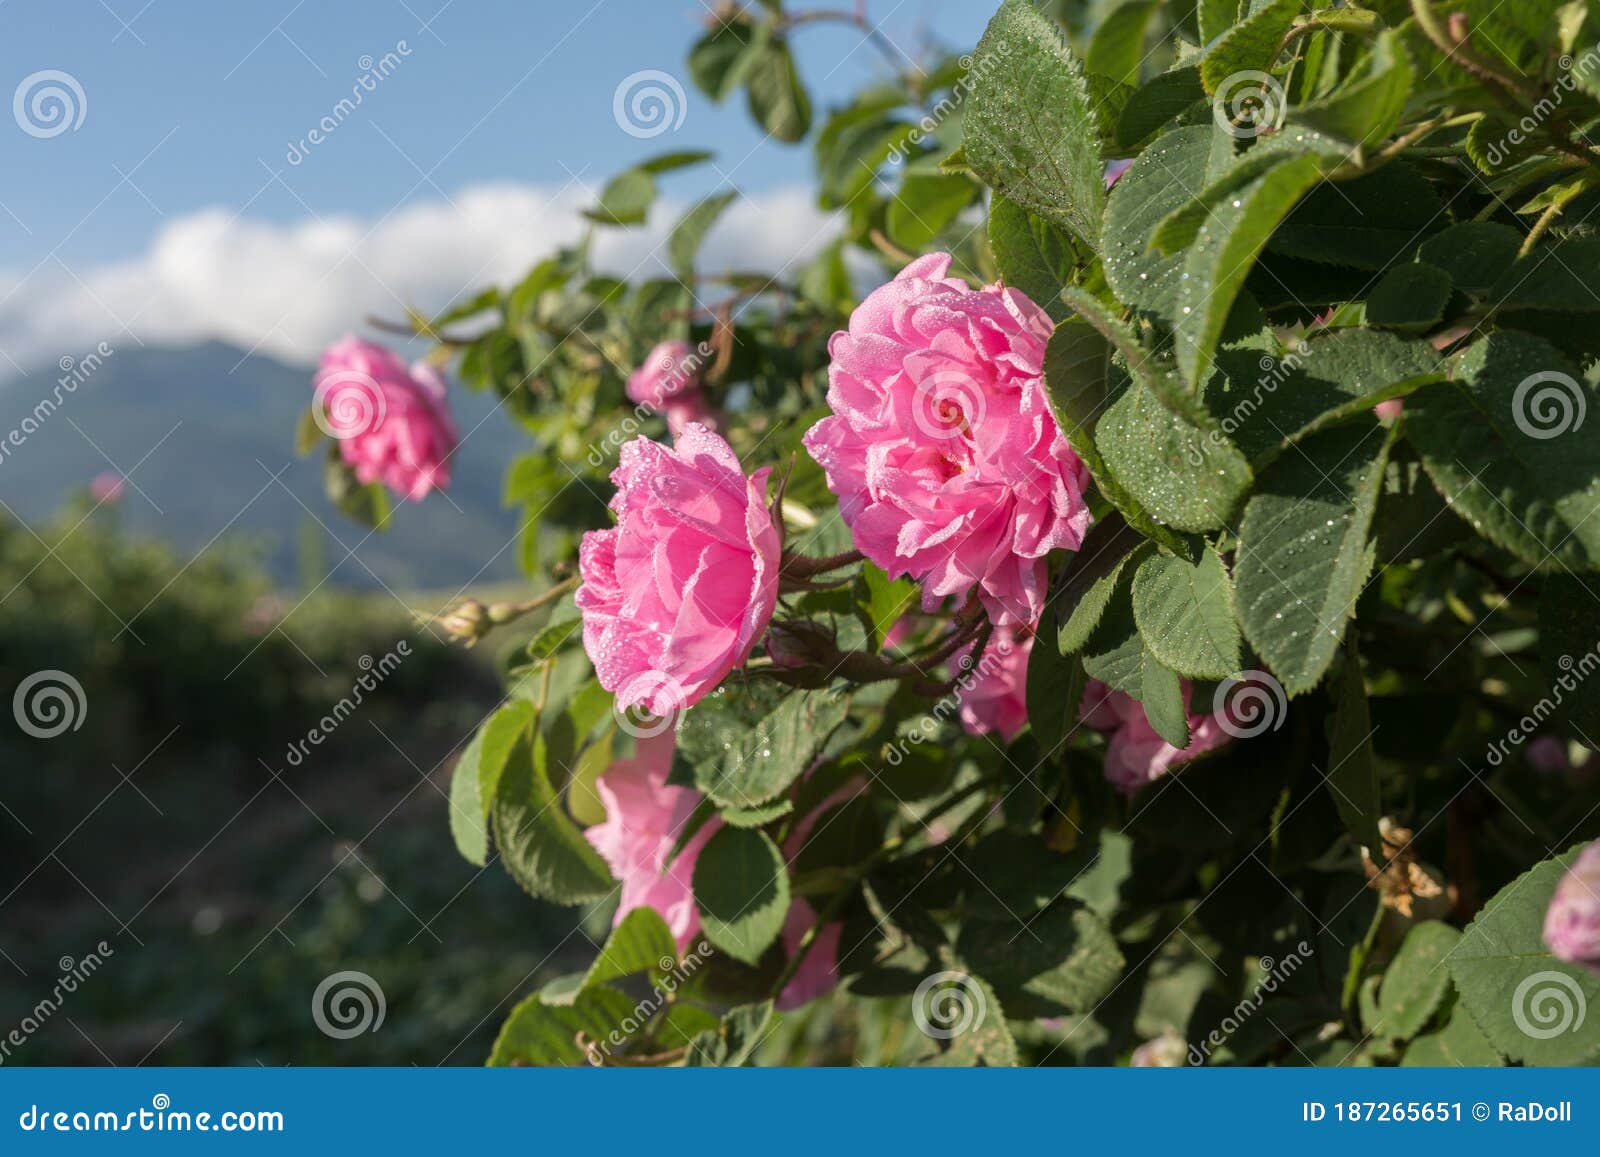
<box><xmin>303</xmin><ymin>0</ymin><xmax>1600</xmax><ymax>1066</ymax></box>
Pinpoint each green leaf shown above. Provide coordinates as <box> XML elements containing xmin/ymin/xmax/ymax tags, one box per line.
<box><xmin>855</xmin><ymin>562</ymin><xmax>917</xmax><ymax>650</ymax></box>
<box><xmin>684</xmin><ymin>1001</ymin><xmax>774</xmax><ymax>1066</ymax></box>
<box><xmin>668</xmin><ymin>191</ymin><xmax>737</xmax><ymax>283</ymax></box>
<box><xmin>688</xmin><ymin>17</ymin><xmax>763</xmax><ymax>101</ymax></box>
<box><xmin>1209</xmin><ymin>329</ymin><xmax>1444</xmax><ymax>467</ymax></box>
<box><xmin>324</xmin><ymin>451</ymin><xmax>391</xmax><ymax>531</ymax></box>
<box><xmin>1174</xmin><ymin>152</ymin><xmax>1328</xmax><ymax>387</ymax></box>
<box><xmin>1087</xmin><ymin>0</ymin><xmax>1161</xmax><ymax>86</ymax></box>
<box><xmin>1406</xmin><ymin>332</ymin><xmax>1600</xmax><ymax>569</ymax></box>
<box><xmin>584</xmin><ymin>151</ymin><xmax>713</xmax><ymax>227</ymax></box>
<box><xmin>965</xmin><ymin>0</ymin><xmax>1106</xmax><ymax>246</ymax></box>
<box><xmin>1370</xmin><ymin>921</ymin><xmax>1459</xmax><ymax>1042</ymax></box>
<box><xmin>1365</xmin><ymin>262</ymin><xmax>1452</xmax><ymax>332</ymax></box>
<box><xmin>294</xmin><ymin>406</ymin><xmax>323</xmax><ymax>456</ymax></box>
<box><xmin>581</xmin><ymin>907</ymin><xmax>680</xmax><ymax>993</ymax></box>
<box><xmin>956</xmin><ymin>902</ymin><xmax>1125</xmax><ymax>1012</ymax></box>
<box><xmin>448</xmin><ymin>727</ymin><xmax>491</xmax><ymax>867</ymax></box>
<box><xmin>1325</xmin><ymin>639</ymin><xmax>1383</xmax><ymax>855</ymax></box>
<box><xmin>989</xmin><ymin>196</ymin><xmax>1078</xmax><ymax>323</ymax></box>
<box><xmin>1199</xmin><ymin>0</ymin><xmax>1299</xmax><ymax>96</ymax></box>
<box><xmin>887</xmin><ymin>173</ymin><xmax>975</xmax><ymax>250</ymax></box>
<box><xmin>1448</xmin><ymin>844</ymin><xmax>1600</xmax><ymax>1065</ymax></box>
<box><xmin>1083</xmin><ymin>577</ymin><xmax>1191</xmax><ymax>747</ymax></box>
<box><xmin>1401</xmin><ymin>1008</ymin><xmax>1504</xmax><ymax>1066</ymax></box>
<box><xmin>1417</xmin><ymin>222</ymin><xmax>1521</xmax><ymax>295</ymax></box>
<box><xmin>680</xmin><ymin>686</ymin><xmax>851</xmax><ymax>808</ymax></box>
<box><xmin>744</xmin><ymin>38</ymin><xmax>812</xmax><ymax>143</ymax></box>
<box><xmin>1293</xmin><ymin>30</ymin><xmax>1414</xmax><ymax>154</ymax></box>
<box><xmin>1235</xmin><ymin>421</ymin><xmax>1393</xmax><ymax>696</ymax></box>
<box><xmin>692</xmin><ymin>826</ymin><xmax>789</xmax><ymax>965</ymax></box>
<box><xmin>1490</xmin><ymin>238</ymin><xmax>1600</xmax><ymax>312</ymax></box>
<box><xmin>1056</xmin><ymin>526</ymin><xmax>1147</xmax><ymax>654</ymax></box>
<box><xmin>1270</xmin><ymin>162</ymin><xmax>1445</xmax><ymax>270</ymax></box>
<box><xmin>1096</xmin><ymin>381</ymin><xmax>1253</xmax><ymax>533</ymax></box>
<box><xmin>1026</xmin><ymin>599</ymin><xmax>1084</xmax><ymax>756</ymax></box>
<box><xmin>1131</xmin><ymin>545</ymin><xmax>1241</xmax><ymax>679</ymax></box>
<box><xmin>493</xmin><ymin>725</ymin><xmax>614</xmax><ymax>904</ymax></box>
<box><xmin>488</xmin><ymin>985</ymin><xmax>637</xmax><ymax>1066</ymax></box>
<box><xmin>1102</xmin><ymin>123</ymin><xmax>1212</xmax><ymax>325</ymax></box>
<box><xmin>1115</xmin><ymin>66</ymin><xmax>1204</xmax><ymax>149</ymax></box>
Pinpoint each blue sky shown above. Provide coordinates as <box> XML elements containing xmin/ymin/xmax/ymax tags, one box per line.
<box><xmin>0</xmin><ymin>1</ymin><xmax>991</xmax><ymax>272</ymax></box>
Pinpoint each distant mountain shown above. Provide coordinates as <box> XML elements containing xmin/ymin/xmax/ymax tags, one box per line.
<box><xmin>0</xmin><ymin>341</ymin><xmax>527</xmax><ymax>590</ymax></box>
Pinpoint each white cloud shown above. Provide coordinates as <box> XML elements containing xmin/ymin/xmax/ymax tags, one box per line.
<box><xmin>0</xmin><ymin>182</ymin><xmax>841</xmax><ymax>374</ymax></box>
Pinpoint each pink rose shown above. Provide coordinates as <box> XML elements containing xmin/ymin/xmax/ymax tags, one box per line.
<box><xmin>1080</xmin><ymin>678</ymin><xmax>1231</xmax><ymax>795</ymax></box>
<box><xmin>1104</xmin><ymin>158</ymin><xmax>1134</xmax><ymax>189</ymax></box>
<box><xmin>577</xmin><ymin>424</ymin><xmax>780</xmax><ymax>715</ymax></box>
<box><xmin>1374</xmin><ymin>398</ymin><xmax>1404</xmax><ymax>421</ymax></box>
<box><xmin>1544</xmin><ymin>841</ymin><xmax>1600</xmax><ymax>975</ymax></box>
<box><xmin>89</xmin><ymin>471</ymin><xmax>125</xmax><ymax>504</ymax></box>
<box><xmin>777</xmin><ymin>899</ymin><xmax>842</xmax><ymax>1010</ymax></box>
<box><xmin>314</xmin><ymin>337</ymin><xmax>458</xmax><ymax>501</ymax></box>
<box><xmin>584</xmin><ymin>733</ymin><xmax>718</xmax><ymax>948</ymax></box>
<box><xmin>627</xmin><ymin>339</ymin><xmax>716</xmax><ymax>437</ymax></box>
<box><xmin>802</xmin><ymin>253</ymin><xmax>1091</xmax><ymax>627</ymax></box>
<box><xmin>956</xmin><ymin>628</ymin><xmax>1032</xmax><ymax>743</ymax></box>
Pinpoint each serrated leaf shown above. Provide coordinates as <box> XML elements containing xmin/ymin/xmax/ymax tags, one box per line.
<box><xmin>1174</xmin><ymin>151</ymin><xmax>1328</xmax><ymax>387</ymax></box>
<box><xmin>1097</xmin><ymin>381</ymin><xmax>1253</xmax><ymax>533</ymax></box>
<box><xmin>965</xmin><ymin>0</ymin><xmax>1106</xmax><ymax>246</ymax></box>
<box><xmin>1236</xmin><ymin>421</ymin><xmax>1393</xmax><ymax>696</ymax></box>
<box><xmin>580</xmin><ymin>907</ymin><xmax>680</xmax><ymax>993</ymax></box>
<box><xmin>1270</xmin><ymin>162</ymin><xmax>1445</xmax><ymax>270</ymax></box>
<box><xmin>488</xmin><ymin>986</ymin><xmax>637</xmax><ymax>1066</ymax></box>
<box><xmin>1199</xmin><ymin>0</ymin><xmax>1299</xmax><ymax>96</ymax></box>
<box><xmin>1370</xmin><ymin>920</ymin><xmax>1459</xmax><ymax>1042</ymax></box>
<box><xmin>692</xmin><ymin>826</ymin><xmax>789</xmax><ymax>965</ymax></box>
<box><xmin>1102</xmin><ymin>123</ymin><xmax>1212</xmax><ymax>325</ymax></box>
<box><xmin>1490</xmin><ymin>238</ymin><xmax>1600</xmax><ymax>312</ymax></box>
<box><xmin>1401</xmin><ymin>1008</ymin><xmax>1504</xmax><ymax>1066</ymax></box>
<box><xmin>493</xmin><ymin>724</ymin><xmax>614</xmax><ymax>904</ymax></box>
<box><xmin>1405</xmin><ymin>332</ymin><xmax>1600</xmax><ymax>569</ymax></box>
<box><xmin>745</xmin><ymin>38</ymin><xmax>812</xmax><ymax>143</ymax></box>
<box><xmin>1082</xmin><ymin>576</ymin><xmax>1190</xmax><ymax>747</ymax></box>
<box><xmin>990</xmin><ymin>195</ymin><xmax>1078</xmax><ymax>323</ymax></box>
<box><xmin>1294</xmin><ymin>30</ymin><xmax>1413</xmax><ymax>154</ymax></box>
<box><xmin>1056</xmin><ymin>521</ymin><xmax>1148</xmax><ymax>654</ymax></box>
<box><xmin>1448</xmin><ymin>844</ymin><xmax>1600</xmax><ymax>1066</ymax></box>
<box><xmin>1115</xmin><ymin>65</ymin><xmax>1205</xmax><ymax>149</ymax></box>
<box><xmin>956</xmin><ymin>902</ymin><xmax>1124</xmax><ymax>1012</ymax></box>
<box><xmin>684</xmin><ymin>1001</ymin><xmax>774</xmax><ymax>1066</ymax></box>
<box><xmin>1131</xmin><ymin>545</ymin><xmax>1241</xmax><ymax>679</ymax></box>
<box><xmin>1366</xmin><ymin>262</ymin><xmax>1452</xmax><ymax>332</ymax></box>
<box><xmin>680</xmin><ymin>686</ymin><xmax>851</xmax><ymax>808</ymax></box>
<box><xmin>1418</xmin><ymin>222</ymin><xmax>1521</xmax><ymax>295</ymax></box>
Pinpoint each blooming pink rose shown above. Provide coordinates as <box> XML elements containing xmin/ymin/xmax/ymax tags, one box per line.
<box><xmin>577</xmin><ymin>424</ymin><xmax>780</xmax><ymax>715</ymax></box>
<box><xmin>802</xmin><ymin>253</ymin><xmax>1091</xmax><ymax>627</ymax></box>
<box><xmin>627</xmin><ymin>339</ymin><xmax>716</xmax><ymax>438</ymax></box>
<box><xmin>1080</xmin><ymin>678</ymin><xmax>1231</xmax><ymax>795</ymax></box>
<box><xmin>315</xmin><ymin>337</ymin><xmax>458</xmax><ymax>501</ymax></box>
<box><xmin>583</xmin><ymin>733</ymin><xmax>719</xmax><ymax>949</ymax></box>
<box><xmin>1544</xmin><ymin>840</ymin><xmax>1600</xmax><ymax>975</ymax></box>
<box><xmin>89</xmin><ymin>471</ymin><xmax>125</xmax><ymax>504</ymax></box>
<box><xmin>1104</xmin><ymin>158</ymin><xmax>1135</xmax><ymax>189</ymax></box>
<box><xmin>956</xmin><ymin>628</ymin><xmax>1032</xmax><ymax>743</ymax></box>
